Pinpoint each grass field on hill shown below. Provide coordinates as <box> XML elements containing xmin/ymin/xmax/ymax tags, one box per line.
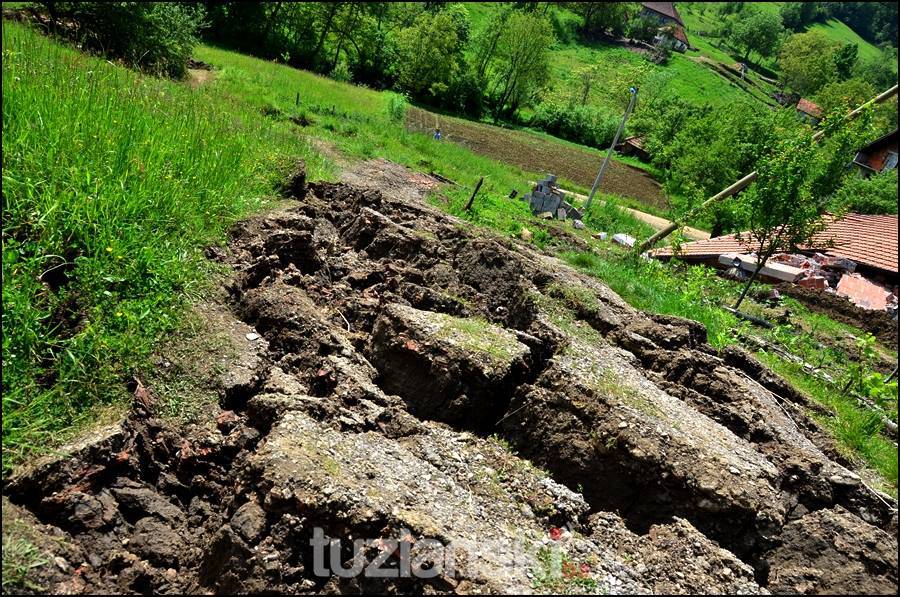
<box><xmin>3</xmin><ymin>20</ymin><xmax>896</xmax><ymax>494</ymax></box>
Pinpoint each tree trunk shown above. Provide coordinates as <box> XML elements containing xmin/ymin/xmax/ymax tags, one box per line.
<box><xmin>311</xmin><ymin>3</ymin><xmax>339</xmax><ymax>66</ymax></box>
<box><xmin>734</xmin><ymin>255</ymin><xmax>766</xmax><ymax>310</ymax></box>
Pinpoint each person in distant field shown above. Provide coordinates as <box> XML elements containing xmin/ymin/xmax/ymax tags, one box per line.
<box><xmin>433</xmin><ymin>127</ymin><xmax>442</xmax><ymax>141</ymax></box>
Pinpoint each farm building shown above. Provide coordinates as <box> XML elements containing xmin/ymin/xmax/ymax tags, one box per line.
<box><xmin>617</xmin><ymin>135</ymin><xmax>651</xmax><ymax>162</ymax></box>
<box><xmin>639</xmin><ymin>2</ymin><xmax>690</xmax><ymax>52</ymax></box>
<box><xmin>852</xmin><ymin>129</ymin><xmax>898</xmax><ymax>176</ymax></box>
<box><xmin>651</xmin><ymin>213</ymin><xmax>899</xmax><ymax>311</ymax></box>
<box><xmin>795</xmin><ymin>98</ymin><xmax>823</xmax><ymax>125</ymax></box>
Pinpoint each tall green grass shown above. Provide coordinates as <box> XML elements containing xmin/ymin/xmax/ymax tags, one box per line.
<box><xmin>1</xmin><ymin>22</ymin><xmax>331</xmax><ymax>470</ymax></box>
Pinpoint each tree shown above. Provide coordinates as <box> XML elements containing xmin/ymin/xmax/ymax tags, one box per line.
<box><xmin>729</xmin><ymin>9</ymin><xmax>784</xmax><ymax>63</ymax></box>
<box><xmin>394</xmin><ymin>11</ymin><xmax>463</xmax><ymax>101</ymax></box>
<box><xmin>831</xmin><ymin>170</ymin><xmax>899</xmax><ymax>215</ymax></box>
<box><xmin>572</xmin><ymin>2</ymin><xmax>633</xmax><ymax>38</ymax></box>
<box><xmin>733</xmin><ymin>128</ymin><xmax>826</xmax><ymax>309</ymax></box>
<box><xmin>813</xmin><ymin>78</ymin><xmax>876</xmax><ymax>117</ymax></box>
<box><xmin>482</xmin><ymin>12</ymin><xmax>553</xmax><ymax>119</ymax></box>
<box><xmin>779</xmin><ymin>2</ymin><xmax>825</xmax><ymax>31</ymax></box>
<box><xmin>832</xmin><ymin>42</ymin><xmax>858</xmax><ymax>81</ymax></box>
<box><xmin>778</xmin><ymin>30</ymin><xmax>840</xmax><ymax>95</ymax></box>
<box><xmin>854</xmin><ymin>48</ymin><xmax>899</xmax><ymax>91</ymax></box>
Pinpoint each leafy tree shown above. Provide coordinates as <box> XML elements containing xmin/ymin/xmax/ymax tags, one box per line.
<box><xmin>572</xmin><ymin>2</ymin><xmax>634</xmax><ymax>38</ymax></box>
<box><xmin>394</xmin><ymin>11</ymin><xmax>463</xmax><ymax>101</ymax></box>
<box><xmin>779</xmin><ymin>2</ymin><xmax>825</xmax><ymax>31</ymax></box>
<box><xmin>813</xmin><ymin>78</ymin><xmax>876</xmax><ymax>117</ymax></box>
<box><xmin>831</xmin><ymin>170</ymin><xmax>899</xmax><ymax>215</ymax></box>
<box><xmin>778</xmin><ymin>30</ymin><xmax>840</xmax><ymax>95</ymax></box>
<box><xmin>853</xmin><ymin>48</ymin><xmax>899</xmax><ymax>91</ymax></box>
<box><xmin>728</xmin><ymin>9</ymin><xmax>784</xmax><ymax>63</ymax></box>
<box><xmin>472</xmin><ymin>5</ymin><xmax>513</xmax><ymax>80</ymax></box>
<box><xmin>482</xmin><ymin>11</ymin><xmax>553</xmax><ymax>119</ymax></box>
<box><xmin>832</xmin><ymin>42</ymin><xmax>858</xmax><ymax>81</ymax></box>
<box><xmin>625</xmin><ymin>14</ymin><xmax>658</xmax><ymax>43</ymax></box>
<box><xmin>733</xmin><ymin>127</ymin><xmax>825</xmax><ymax>309</ymax></box>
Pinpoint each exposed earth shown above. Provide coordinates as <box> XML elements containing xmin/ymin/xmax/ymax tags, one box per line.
<box><xmin>3</xmin><ymin>162</ymin><xmax>897</xmax><ymax>595</ymax></box>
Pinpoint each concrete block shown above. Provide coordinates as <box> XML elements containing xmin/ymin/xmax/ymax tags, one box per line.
<box><xmin>613</xmin><ymin>233</ymin><xmax>636</xmax><ymax>248</ymax></box>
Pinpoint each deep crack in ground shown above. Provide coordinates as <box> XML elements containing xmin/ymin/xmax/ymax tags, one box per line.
<box><xmin>4</xmin><ymin>168</ymin><xmax>897</xmax><ymax>595</ymax></box>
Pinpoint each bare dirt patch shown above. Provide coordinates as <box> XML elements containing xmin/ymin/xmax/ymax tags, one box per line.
<box><xmin>406</xmin><ymin>106</ymin><xmax>669</xmax><ymax>210</ymax></box>
<box><xmin>3</xmin><ymin>165</ymin><xmax>896</xmax><ymax>594</ymax></box>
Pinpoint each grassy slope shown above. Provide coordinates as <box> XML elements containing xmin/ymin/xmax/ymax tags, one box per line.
<box><xmin>3</xmin><ymin>22</ymin><xmax>896</xmax><ymax>492</ymax></box>
<box><xmin>1</xmin><ymin>22</ymin><xmax>334</xmax><ymax>468</ymax></box>
<box><xmin>680</xmin><ymin>2</ymin><xmax>887</xmax><ymax>70</ymax></box>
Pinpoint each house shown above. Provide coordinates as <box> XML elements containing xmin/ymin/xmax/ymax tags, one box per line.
<box><xmin>852</xmin><ymin>129</ymin><xmax>898</xmax><ymax>177</ymax></box>
<box><xmin>650</xmin><ymin>213</ymin><xmax>898</xmax><ymax>301</ymax></box>
<box><xmin>639</xmin><ymin>2</ymin><xmax>690</xmax><ymax>52</ymax></box>
<box><xmin>795</xmin><ymin>98</ymin><xmax>822</xmax><ymax>125</ymax></box>
<box><xmin>617</xmin><ymin>136</ymin><xmax>651</xmax><ymax>162</ymax></box>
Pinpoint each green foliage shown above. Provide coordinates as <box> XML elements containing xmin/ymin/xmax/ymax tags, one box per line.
<box><xmin>395</xmin><ymin>10</ymin><xmax>464</xmax><ymax>101</ymax></box>
<box><xmin>780</xmin><ymin>2</ymin><xmax>826</xmax><ymax>32</ymax></box>
<box><xmin>844</xmin><ymin>334</ymin><xmax>899</xmax><ymax>416</ymax></box>
<box><xmin>831</xmin><ymin>170</ymin><xmax>899</xmax><ymax>215</ymax></box>
<box><xmin>1</xmin><ymin>535</ymin><xmax>47</xmax><ymax>592</ymax></box>
<box><xmin>572</xmin><ymin>1</ymin><xmax>634</xmax><ymax>38</ymax></box>
<box><xmin>1</xmin><ymin>22</ymin><xmax>330</xmax><ymax>469</ymax></box>
<box><xmin>833</xmin><ymin>42</ymin><xmax>859</xmax><ymax>81</ymax></box>
<box><xmin>625</xmin><ymin>14</ymin><xmax>659</xmax><ymax>43</ymax></box>
<box><xmin>728</xmin><ymin>8</ymin><xmax>785</xmax><ymax>62</ymax></box>
<box><xmin>482</xmin><ymin>11</ymin><xmax>553</xmax><ymax>119</ymax></box>
<box><xmin>853</xmin><ymin>47</ymin><xmax>899</xmax><ymax>91</ymax></box>
<box><xmin>385</xmin><ymin>91</ymin><xmax>408</xmax><ymax>123</ymax></box>
<box><xmin>778</xmin><ymin>30</ymin><xmax>840</xmax><ymax>95</ymax></box>
<box><xmin>530</xmin><ymin>100</ymin><xmax>619</xmax><ymax>149</ymax></box>
<box><xmin>581</xmin><ymin>196</ymin><xmax>656</xmax><ymax>239</ymax></box>
<box><xmin>68</xmin><ymin>2</ymin><xmax>205</xmax><ymax>78</ymax></box>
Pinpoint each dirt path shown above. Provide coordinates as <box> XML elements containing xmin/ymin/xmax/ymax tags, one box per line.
<box><xmin>551</xmin><ymin>185</ymin><xmax>711</xmax><ymax>242</ymax></box>
<box><xmin>3</xmin><ymin>162</ymin><xmax>896</xmax><ymax>595</ymax></box>
<box><xmin>407</xmin><ymin>106</ymin><xmax>670</xmax><ymax>210</ymax></box>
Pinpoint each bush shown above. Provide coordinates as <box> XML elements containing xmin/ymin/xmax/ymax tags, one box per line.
<box><xmin>70</xmin><ymin>2</ymin><xmax>205</xmax><ymax>78</ymax></box>
<box><xmin>385</xmin><ymin>91</ymin><xmax>408</xmax><ymax>123</ymax></box>
<box><xmin>530</xmin><ymin>100</ymin><xmax>619</xmax><ymax>149</ymax></box>
<box><xmin>831</xmin><ymin>170</ymin><xmax>898</xmax><ymax>215</ymax></box>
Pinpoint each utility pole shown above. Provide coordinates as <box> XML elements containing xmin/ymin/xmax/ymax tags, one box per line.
<box><xmin>584</xmin><ymin>87</ymin><xmax>638</xmax><ymax>212</ymax></box>
<box><xmin>635</xmin><ymin>84</ymin><xmax>899</xmax><ymax>254</ymax></box>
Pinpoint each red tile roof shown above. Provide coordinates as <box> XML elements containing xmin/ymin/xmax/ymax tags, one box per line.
<box><xmin>673</xmin><ymin>25</ymin><xmax>690</xmax><ymax>45</ymax></box>
<box><xmin>796</xmin><ymin>98</ymin><xmax>822</xmax><ymax>118</ymax></box>
<box><xmin>652</xmin><ymin>213</ymin><xmax>899</xmax><ymax>274</ymax></box>
<box><xmin>641</xmin><ymin>2</ymin><xmax>684</xmax><ymax>26</ymax></box>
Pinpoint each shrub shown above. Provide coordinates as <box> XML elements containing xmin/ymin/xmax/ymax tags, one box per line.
<box><xmin>530</xmin><ymin>101</ymin><xmax>619</xmax><ymax>149</ymax></box>
<box><xmin>385</xmin><ymin>91</ymin><xmax>408</xmax><ymax>123</ymax></box>
<box><xmin>69</xmin><ymin>2</ymin><xmax>205</xmax><ymax>78</ymax></box>
<box><xmin>831</xmin><ymin>170</ymin><xmax>898</xmax><ymax>215</ymax></box>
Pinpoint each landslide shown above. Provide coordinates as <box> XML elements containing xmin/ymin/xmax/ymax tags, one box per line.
<box><xmin>4</xmin><ymin>165</ymin><xmax>897</xmax><ymax>595</ymax></box>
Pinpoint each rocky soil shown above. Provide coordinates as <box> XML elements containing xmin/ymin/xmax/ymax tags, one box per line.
<box><xmin>3</xmin><ymin>164</ymin><xmax>897</xmax><ymax>594</ymax></box>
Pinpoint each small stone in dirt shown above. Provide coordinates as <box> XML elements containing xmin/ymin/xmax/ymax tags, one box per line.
<box><xmin>618</xmin><ymin>421</ymin><xmax>629</xmax><ymax>429</ymax></box>
<box><xmin>728</xmin><ymin>466</ymin><xmax>740</xmax><ymax>475</ymax></box>
<box><xmin>216</xmin><ymin>410</ymin><xmax>240</xmax><ymax>433</ymax></box>
<box><xmin>572</xmin><ymin>219</ymin><xmax>585</xmax><ymax>229</ymax></box>
<box><xmin>245</xmin><ymin>332</ymin><xmax>260</xmax><ymax>341</ymax></box>
<box><xmin>520</xmin><ymin>227</ymin><xmax>533</xmax><ymax>242</ymax></box>
<box><xmin>594</xmin><ymin>232</ymin><xmax>608</xmax><ymax>240</ymax></box>
<box><xmin>538</xmin><ymin>211</ymin><xmax>554</xmax><ymax>219</ymax></box>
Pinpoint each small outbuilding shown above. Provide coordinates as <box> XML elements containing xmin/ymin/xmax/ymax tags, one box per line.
<box><xmin>852</xmin><ymin>129</ymin><xmax>898</xmax><ymax>177</ymax></box>
<box><xmin>795</xmin><ymin>98</ymin><xmax>823</xmax><ymax>126</ymax></box>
